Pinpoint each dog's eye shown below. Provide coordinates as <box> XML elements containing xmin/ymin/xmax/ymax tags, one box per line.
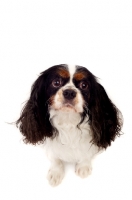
<box><xmin>79</xmin><ymin>81</ymin><xmax>88</xmax><ymax>90</ymax></box>
<box><xmin>52</xmin><ymin>78</ymin><xmax>62</xmax><ymax>88</ymax></box>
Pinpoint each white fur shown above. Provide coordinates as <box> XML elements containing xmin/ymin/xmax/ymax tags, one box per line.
<box><xmin>47</xmin><ymin>110</ymin><xmax>99</xmax><ymax>162</ymax></box>
<box><xmin>46</xmin><ymin>110</ymin><xmax>100</xmax><ymax>186</ymax></box>
<box><xmin>46</xmin><ymin>65</ymin><xmax>101</xmax><ymax>186</ymax></box>
<box><xmin>47</xmin><ymin>159</ymin><xmax>64</xmax><ymax>186</ymax></box>
<box><xmin>67</xmin><ymin>64</ymin><xmax>76</xmax><ymax>84</ymax></box>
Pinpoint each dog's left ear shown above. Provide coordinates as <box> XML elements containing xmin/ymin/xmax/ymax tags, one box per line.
<box><xmin>89</xmin><ymin>83</ymin><xmax>123</xmax><ymax>148</ymax></box>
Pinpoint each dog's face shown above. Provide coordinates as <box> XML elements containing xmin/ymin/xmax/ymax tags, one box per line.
<box><xmin>16</xmin><ymin>64</ymin><xmax>122</xmax><ymax>148</ymax></box>
<box><xmin>47</xmin><ymin>65</ymin><xmax>92</xmax><ymax>113</ymax></box>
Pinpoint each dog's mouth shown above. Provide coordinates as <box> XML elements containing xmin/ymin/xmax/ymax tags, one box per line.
<box><xmin>61</xmin><ymin>100</ymin><xmax>76</xmax><ymax>111</ymax></box>
<box><xmin>64</xmin><ymin>102</ymin><xmax>73</xmax><ymax>108</ymax></box>
<box><xmin>63</xmin><ymin>99</ymin><xmax>74</xmax><ymax>107</ymax></box>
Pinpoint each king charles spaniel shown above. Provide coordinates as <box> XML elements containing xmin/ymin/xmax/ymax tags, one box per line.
<box><xmin>16</xmin><ymin>64</ymin><xmax>123</xmax><ymax>186</ymax></box>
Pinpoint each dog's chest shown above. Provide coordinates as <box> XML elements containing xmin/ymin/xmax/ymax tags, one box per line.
<box><xmin>46</xmin><ymin>111</ymin><xmax>98</xmax><ymax>162</ymax></box>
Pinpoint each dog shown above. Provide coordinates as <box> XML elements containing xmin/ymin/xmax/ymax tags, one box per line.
<box><xmin>16</xmin><ymin>64</ymin><xmax>123</xmax><ymax>186</ymax></box>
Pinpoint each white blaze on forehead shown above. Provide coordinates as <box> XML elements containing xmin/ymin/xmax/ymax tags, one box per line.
<box><xmin>67</xmin><ymin>64</ymin><xmax>76</xmax><ymax>85</ymax></box>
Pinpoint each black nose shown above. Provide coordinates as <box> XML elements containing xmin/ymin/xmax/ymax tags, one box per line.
<box><xmin>63</xmin><ymin>89</ymin><xmax>77</xmax><ymax>100</ymax></box>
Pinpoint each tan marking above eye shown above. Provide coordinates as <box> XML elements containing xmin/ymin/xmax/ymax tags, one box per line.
<box><xmin>57</xmin><ymin>68</ymin><xmax>70</xmax><ymax>78</ymax></box>
<box><xmin>74</xmin><ymin>72</ymin><xmax>86</xmax><ymax>81</ymax></box>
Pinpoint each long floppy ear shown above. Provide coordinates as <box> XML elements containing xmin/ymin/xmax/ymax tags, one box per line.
<box><xmin>16</xmin><ymin>71</ymin><xmax>54</xmax><ymax>144</ymax></box>
<box><xmin>88</xmin><ymin>83</ymin><xmax>123</xmax><ymax>149</ymax></box>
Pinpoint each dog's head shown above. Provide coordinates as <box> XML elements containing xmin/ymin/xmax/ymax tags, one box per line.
<box><xmin>16</xmin><ymin>64</ymin><xmax>123</xmax><ymax>148</ymax></box>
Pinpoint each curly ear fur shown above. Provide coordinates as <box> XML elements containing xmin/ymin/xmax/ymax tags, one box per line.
<box><xmin>16</xmin><ymin>65</ymin><xmax>123</xmax><ymax>147</ymax></box>
<box><xmin>16</xmin><ymin>70</ymin><xmax>54</xmax><ymax>144</ymax></box>
<box><xmin>88</xmin><ymin>83</ymin><xmax>123</xmax><ymax>148</ymax></box>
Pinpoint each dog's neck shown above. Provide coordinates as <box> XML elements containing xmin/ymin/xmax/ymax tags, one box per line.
<box><xmin>49</xmin><ymin>109</ymin><xmax>82</xmax><ymax>128</ymax></box>
<box><xmin>49</xmin><ymin>109</ymin><xmax>90</xmax><ymax>147</ymax></box>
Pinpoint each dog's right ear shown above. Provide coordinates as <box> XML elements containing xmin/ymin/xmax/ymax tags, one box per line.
<box><xmin>16</xmin><ymin>70</ymin><xmax>54</xmax><ymax>144</ymax></box>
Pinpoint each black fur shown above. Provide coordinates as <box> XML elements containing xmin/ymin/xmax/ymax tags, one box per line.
<box><xmin>16</xmin><ymin>65</ymin><xmax>123</xmax><ymax>148</ymax></box>
<box><xmin>16</xmin><ymin>65</ymin><xmax>68</xmax><ymax>144</ymax></box>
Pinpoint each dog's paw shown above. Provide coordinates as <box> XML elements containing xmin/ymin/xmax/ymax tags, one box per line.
<box><xmin>75</xmin><ymin>164</ymin><xmax>92</xmax><ymax>178</ymax></box>
<box><xmin>47</xmin><ymin>169</ymin><xmax>64</xmax><ymax>187</ymax></box>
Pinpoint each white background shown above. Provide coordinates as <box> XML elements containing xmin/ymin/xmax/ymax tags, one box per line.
<box><xmin>0</xmin><ymin>0</ymin><xmax>132</xmax><ymax>199</ymax></box>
